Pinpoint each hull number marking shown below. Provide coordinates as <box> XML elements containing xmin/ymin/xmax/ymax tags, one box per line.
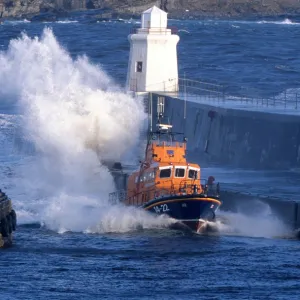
<box><xmin>153</xmin><ymin>204</ymin><xmax>170</xmax><ymax>213</ymax></box>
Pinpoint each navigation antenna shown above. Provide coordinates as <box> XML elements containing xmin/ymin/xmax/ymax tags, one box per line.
<box><xmin>184</xmin><ymin>72</ymin><xmax>187</xmax><ymax>120</ymax></box>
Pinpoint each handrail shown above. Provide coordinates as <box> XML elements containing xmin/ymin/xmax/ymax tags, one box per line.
<box><xmin>109</xmin><ymin>181</ymin><xmax>220</xmax><ymax>205</ymax></box>
<box><xmin>130</xmin><ymin>26</ymin><xmax>178</xmax><ymax>35</ymax></box>
<box><xmin>144</xmin><ymin>77</ymin><xmax>300</xmax><ymax>110</ymax></box>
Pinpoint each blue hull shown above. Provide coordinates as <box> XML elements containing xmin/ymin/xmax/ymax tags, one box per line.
<box><xmin>142</xmin><ymin>194</ymin><xmax>221</xmax><ymax>232</ymax></box>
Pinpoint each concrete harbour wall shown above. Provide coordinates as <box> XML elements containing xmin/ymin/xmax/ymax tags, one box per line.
<box><xmin>151</xmin><ymin>93</ymin><xmax>300</xmax><ymax>169</ymax></box>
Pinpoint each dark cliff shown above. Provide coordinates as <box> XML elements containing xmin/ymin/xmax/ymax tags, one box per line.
<box><xmin>1</xmin><ymin>0</ymin><xmax>300</xmax><ymax>19</ymax></box>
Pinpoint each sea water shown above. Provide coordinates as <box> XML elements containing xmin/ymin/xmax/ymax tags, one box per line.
<box><xmin>0</xmin><ymin>16</ymin><xmax>300</xmax><ymax>299</ymax></box>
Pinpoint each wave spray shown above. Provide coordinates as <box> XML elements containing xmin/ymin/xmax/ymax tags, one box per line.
<box><xmin>0</xmin><ymin>28</ymin><xmax>175</xmax><ymax>233</ymax></box>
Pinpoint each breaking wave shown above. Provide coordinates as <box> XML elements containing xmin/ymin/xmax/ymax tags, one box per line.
<box><xmin>56</xmin><ymin>20</ymin><xmax>78</xmax><ymax>24</ymax></box>
<box><xmin>199</xmin><ymin>200</ymin><xmax>292</xmax><ymax>239</ymax></box>
<box><xmin>41</xmin><ymin>195</ymin><xmax>176</xmax><ymax>234</ymax></box>
<box><xmin>2</xmin><ymin>19</ymin><xmax>31</xmax><ymax>25</ymax></box>
<box><xmin>257</xmin><ymin>18</ymin><xmax>300</xmax><ymax>25</ymax></box>
<box><xmin>215</xmin><ymin>210</ymin><xmax>290</xmax><ymax>239</ymax></box>
<box><xmin>0</xmin><ymin>28</ymin><xmax>167</xmax><ymax>233</ymax></box>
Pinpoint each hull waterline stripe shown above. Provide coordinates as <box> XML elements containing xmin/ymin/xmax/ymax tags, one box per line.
<box><xmin>144</xmin><ymin>197</ymin><xmax>221</xmax><ymax>210</ymax></box>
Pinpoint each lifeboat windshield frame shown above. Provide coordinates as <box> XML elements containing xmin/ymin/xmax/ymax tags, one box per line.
<box><xmin>148</xmin><ymin>129</ymin><xmax>186</xmax><ymax>146</ymax></box>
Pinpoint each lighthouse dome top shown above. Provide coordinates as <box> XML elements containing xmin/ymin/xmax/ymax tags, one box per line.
<box><xmin>141</xmin><ymin>6</ymin><xmax>168</xmax><ymax>29</ymax></box>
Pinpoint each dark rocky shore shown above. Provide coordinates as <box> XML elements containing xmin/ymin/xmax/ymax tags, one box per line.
<box><xmin>1</xmin><ymin>0</ymin><xmax>300</xmax><ymax>20</ymax></box>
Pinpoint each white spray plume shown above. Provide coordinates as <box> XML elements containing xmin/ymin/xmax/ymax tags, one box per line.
<box><xmin>0</xmin><ymin>28</ymin><xmax>169</xmax><ymax>233</ymax></box>
<box><xmin>2</xmin><ymin>29</ymin><xmax>291</xmax><ymax>238</ymax></box>
<box><xmin>204</xmin><ymin>200</ymin><xmax>291</xmax><ymax>239</ymax></box>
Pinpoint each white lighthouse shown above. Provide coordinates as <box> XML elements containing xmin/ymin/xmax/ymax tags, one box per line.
<box><xmin>126</xmin><ymin>6</ymin><xmax>180</xmax><ymax>94</ymax></box>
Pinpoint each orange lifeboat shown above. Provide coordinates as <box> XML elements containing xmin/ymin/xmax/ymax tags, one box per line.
<box><xmin>109</xmin><ymin>120</ymin><xmax>222</xmax><ymax>233</ymax></box>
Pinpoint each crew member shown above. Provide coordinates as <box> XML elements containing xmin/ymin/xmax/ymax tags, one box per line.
<box><xmin>206</xmin><ymin>176</ymin><xmax>215</xmax><ymax>196</ymax></box>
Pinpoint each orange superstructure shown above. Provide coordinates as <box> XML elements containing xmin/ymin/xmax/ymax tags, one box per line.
<box><xmin>109</xmin><ymin>121</ymin><xmax>221</xmax><ymax>232</ymax></box>
<box><xmin>125</xmin><ymin>133</ymin><xmax>204</xmax><ymax>206</ymax></box>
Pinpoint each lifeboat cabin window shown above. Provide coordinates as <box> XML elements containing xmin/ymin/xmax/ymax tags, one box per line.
<box><xmin>188</xmin><ymin>169</ymin><xmax>199</xmax><ymax>179</ymax></box>
<box><xmin>175</xmin><ymin>167</ymin><xmax>186</xmax><ymax>178</ymax></box>
<box><xmin>159</xmin><ymin>167</ymin><xmax>172</xmax><ymax>178</ymax></box>
<box><xmin>144</xmin><ymin>171</ymin><xmax>155</xmax><ymax>181</ymax></box>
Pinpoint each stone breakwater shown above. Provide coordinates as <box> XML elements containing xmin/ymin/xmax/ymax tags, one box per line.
<box><xmin>1</xmin><ymin>0</ymin><xmax>300</xmax><ymax>19</ymax></box>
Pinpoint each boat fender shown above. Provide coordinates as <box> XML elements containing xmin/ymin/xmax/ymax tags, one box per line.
<box><xmin>10</xmin><ymin>210</ymin><xmax>17</xmax><ymax>231</ymax></box>
<box><xmin>0</xmin><ymin>218</ymin><xmax>9</xmax><ymax>237</ymax></box>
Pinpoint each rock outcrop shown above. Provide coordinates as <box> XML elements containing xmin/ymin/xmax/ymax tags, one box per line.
<box><xmin>1</xmin><ymin>0</ymin><xmax>300</xmax><ymax>19</ymax></box>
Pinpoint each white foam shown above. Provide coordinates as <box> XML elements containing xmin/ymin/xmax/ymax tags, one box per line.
<box><xmin>178</xmin><ymin>29</ymin><xmax>190</xmax><ymax>34</ymax></box>
<box><xmin>3</xmin><ymin>19</ymin><xmax>31</xmax><ymax>25</ymax></box>
<box><xmin>37</xmin><ymin>193</ymin><xmax>175</xmax><ymax>233</ymax></box>
<box><xmin>214</xmin><ymin>201</ymin><xmax>291</xmax><ymax>239</ymax></box>
<box><xmin>0</xmin><ymin>28</ymin><xmax>154</xmax><ymax>233</ymax></box>
<box><xmin>56</xmin><ymin>20</ymin><xmax>78</xmax><ymax>24</ymax></box>
<box><xmin>88</xmin><ymin>205</ymin><xmax>175</xmax><ymax>234</ymax></box>
<box><xmin>258</xmin><ymin>18</ymin><xmax>300</xmax><ymax>25</ymax></box>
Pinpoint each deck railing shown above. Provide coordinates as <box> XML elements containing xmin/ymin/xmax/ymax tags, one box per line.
<box><xmin>108</xmin><ymin>181</ymin><xmax>220</xmax><ymax>205</ymax></box>
<box><xmin>130</xmin><ymin>26</ymin><xmax>178</xmax><ymax>35</ymax></box>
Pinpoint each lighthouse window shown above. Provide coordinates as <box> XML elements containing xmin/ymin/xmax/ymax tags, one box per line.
<box><xmin>136</xmin><ymin>61</ymin><xmax>143</xmax><ymax>73</ymax></box>
<box><xmin>159</xmin><ymin>168</ymin><xmax>171</xmax><ymax>178</ymax></box>
<box><xmin>175</xmin><ymin>168</ymin><xmax>185</xmax><ymax>178</ymax></box>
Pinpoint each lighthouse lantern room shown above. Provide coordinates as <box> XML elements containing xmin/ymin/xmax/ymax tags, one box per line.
<box><xmin>126</xmin><ymin>6</ymin><xmax>180</xmax><ymax>94</ymax></box>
